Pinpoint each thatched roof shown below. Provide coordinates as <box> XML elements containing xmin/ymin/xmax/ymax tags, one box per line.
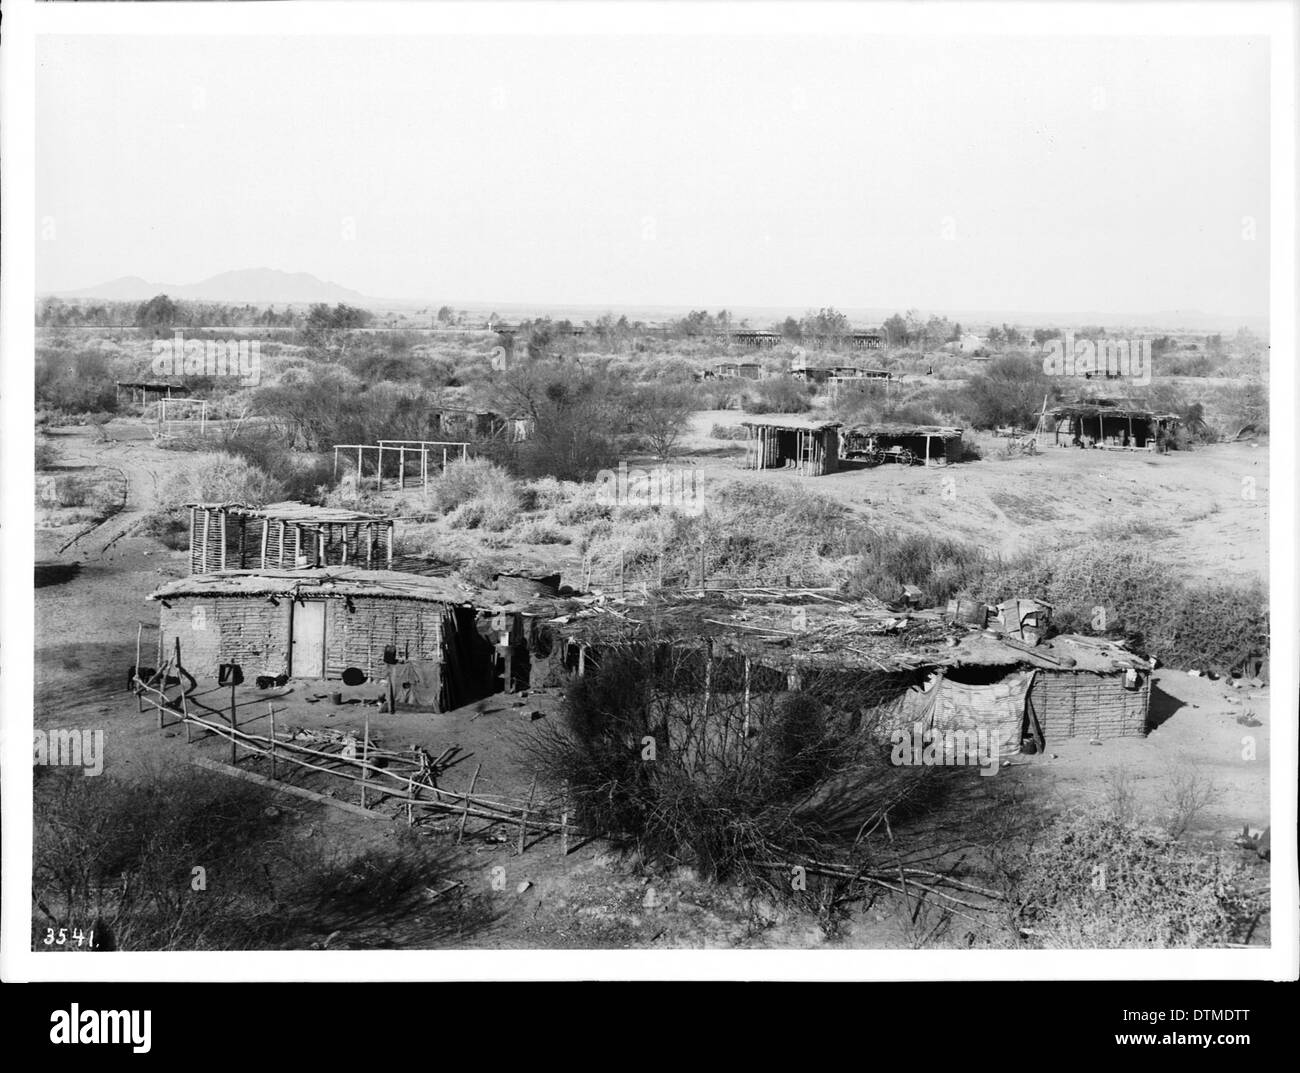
<box><xmin>852</xmin><ymin>424</ymin><xmax>964</xmax><ymax>438</ymax></box>
<box><xmin>149</xmin><ymin>568</ymin><xmax>562</xmax><ymax>613</ymax></box>
<box><xmin>1048</xmin><ymin>397</ymin><xmax>1179</xmax><ymax>421</ymax></box>
<box><xmin>546</xmin><ymin>592</ymin><xmax>1150</xmax><ymax>676</ymax></box>
<box><xmin>185</xmin><ymin>501</ymin><xmax>391</xmax><ymax>524</ymax></box>
<box><xmin>740</xmin><ymin>417</ymin><xmax>843</xmax><ymax>432</ymax></box>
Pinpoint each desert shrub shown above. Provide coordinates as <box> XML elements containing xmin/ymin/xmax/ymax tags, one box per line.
<box><xmin>426</xmin><ymin>457</ymin><xmax>519</xmax><ymax>515</ymax></box>
<box><xmin>50</xmin><ymin>473</ymin><xmax>122</xmax><ymax>514</ymax></box>
<box><xmin>710</xmin><ymin>423</ymin><xmax>749</xmax><ymax>441</ymax></box>
<box><xmin>32</xmin><ymin>768</ymin><xmax>490</xmax><ymax>951</ymax></box>
<box><xmin>513</xmin><ymin>521</ymin><xmax>570</xmax><ymax>545</ymax></box>
<box><xmin>697</xmin><ymin>379</ymin><xmax>747</xmax><ymax>410</ymax></box>
<box><xmin>884</xmin><ymin>402</ymin><xmax>940</xmax><ymax>426</ymax></box>
<box><xmin>975</xmin><ymin>545</ymin><xmax>1266</xmax><ymax>671</ymax></box>
<box><xmin>33</xmin><ymin>768</ymin><xmax>293</xmax><ymax>950</ymax></box>
<box><xmin>745</xmin><ymin>377</ymin><xmax>812</xmax><ymax>414</ymax></box>
<box><xmin>495</xmin><ymin>360</ymin><xmax>623</xmax><ymax>480</ymax></box>
<box><xmin>953</xmin><ymin>354</ymin><xmax>1057</xmax><ymax>429</ymax></box>
<box><xmin>155</xmin><ymin>452</ymin><xmax>285</xmax><ymax>513</ymax></box>
<box><xmin>217</xmin><ymin>431</ymin><xmax>337</xmax><ymax>503</ymax></box>
<box><xmin>1218</xmin><ymin>379</ymin><xmax>1268</xmax><ymax>436</ymax></box>
<box><xmin>517</xmin><ymin>640</ymin><xmax>967</xmax><ymax>887</ymax></box>
<box><xmin>446</xmin><ymin>483</ymin><xmax>522</xmax><ymax>532</ymax></box>
<box><xmin>521</xmin><ymin>476</ymin><xmax>571</xmax><ymax>512</ymax></box>
<box><xmin>139</xmin><ymin>511</ymin><xmax>190</xmax><ymax>550</ymax></box>
<box><xmin>552</xmin><ymin>483</ymin><xmax>613</xmax><ymax>525</ymax></box>
<box><xmin>35</xmin><ymin>347</ymin><xmax>119</xmax><ymax>414</ymax></box>
<box><xmin>845</xmin><ymin>531</ymin><xmax>991</xmax><ymax>607</ymax></box>
<box><xmin>978</xmin><ymin>545</ymin><xmax>1168</xmax><ymax>644</ymax></box>
<box><xmin>35</xmin><ymin>439</ymin><xmax>59</xmax><ymax>469</ymax></box>
<box><xmin>1013</xmin><ymin>808</ymin><xmax>1261</xmax><ymax>947</ymax></box>
<box><xmin>1156</xmin><ymin>579</ymin><xmax>1267</xmax><ymax>673</ymax></box>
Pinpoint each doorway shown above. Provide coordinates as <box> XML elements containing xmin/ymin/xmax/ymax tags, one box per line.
<box><xmin>290</xmin><ymin>599</ymin><xmax>327</xmax><ymax>678</ymax></box>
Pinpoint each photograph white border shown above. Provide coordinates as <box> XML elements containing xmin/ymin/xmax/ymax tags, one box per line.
<box><xmin>3</xmin><ymin>0</ymin><xmax>1296</xmax><ymax>982</ymax></box>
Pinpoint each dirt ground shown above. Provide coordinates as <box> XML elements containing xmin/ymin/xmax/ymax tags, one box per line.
<box><xmin>32</xmin><ymin>418</ymin><xmax>1272</xmax><ymax>949</ymax></box>
<box><xmin>687</xmin><ymin>411</ymin><xmax>1269</xmax><ymax>581</ymax></box>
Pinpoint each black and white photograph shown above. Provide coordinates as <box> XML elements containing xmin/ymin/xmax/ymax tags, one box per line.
<box><xmin>2</xmin><ymin>0</ymin><xmax>1296</xmax><ymax>1005</ymax></box>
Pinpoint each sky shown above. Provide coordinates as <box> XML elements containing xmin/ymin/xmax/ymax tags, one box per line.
<box><xmin>35</xmin><ymin>33</ymin><xmax>1271</xmax><ymax>317</ymax></box>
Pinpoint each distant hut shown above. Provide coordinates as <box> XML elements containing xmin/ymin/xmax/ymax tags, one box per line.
<box><xmin>741</xmin><ymin>417</ymin><xmax>841</xmax><ymax>476</ymax></box>
<box><xmin>1046</xmin><ymin>399</ymin><xmax>1180</xmax><ymax>450</ymax></box>
<box><xmin>841</xmin><ymin>424</ymin><xmax>965</xmax><ymax>466</ymax></box>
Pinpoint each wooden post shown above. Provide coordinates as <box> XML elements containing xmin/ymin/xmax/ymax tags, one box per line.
<box><xmin>135</xmin><ymin>622</ymin><xmax>144</xmax><ymax>714</ymax></box>
<box><xmin>360</xmin><ymin>717</ymin><xmax>369</xmax><ymax>808</ymax></box>
<box><xmin>458</xmin><ymin>763</ymin><xmax>481</xmax><ymax>844</ymax></box>
<box><xmin>560</xmin><ymin>780</ymin><xmax>570</xmax><ymax>857</ymax></box>
<box><xmin>229</xmin><ymin>679</ymin><xmax>237</xmax><ymax>765</ymax></box>
<box><xmin>376</xmin><ymin>444</ymin><xmax>383</xmax><ymax>492</ymax></box>
<box><xmin>269</xmin><ymin>702</ymin><xmax>277</xmax><ymax>779</ymax></box>
<box><xmin>386</xmin><ymin>522</ymin><xmax>394</xmax><ymax>567</ymax></box>
<box><xmin>170</xmin><ymin>636</ymin><xmax>185</xmax><ymax>732</ymax></box>
<box><xmin>399</xmin><ymin>445</ymin><xmax>406</xmax><ymax>490</ymax></box>
<box><xmin>518</xmin><ymin>776</ymin><xmax>536</xmax><ymax>855</ymax></box>
<box><xmin>702</xmin><ymin>642</ymin><xmax>714</xmax><ymax>723</ymax></box>
<box><xmin>742</xmin><ymin>656</ymin><xmax>752</xmax><ymax>738</ymax></box>
<box><xmin>443</xmin><ymin>447</ymin><xmax>448</xmax><ymax>471</ymax></box>
<box><xmin>333</xmin><ymin>447</ymin><xmax>339</xmax><ymax>479</ymax></box>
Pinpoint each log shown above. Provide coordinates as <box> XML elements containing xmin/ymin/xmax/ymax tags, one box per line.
<box><xmin>190</xmin><ymin>757</ymin><xmax>386</xmax><ymax>821</ymax></box>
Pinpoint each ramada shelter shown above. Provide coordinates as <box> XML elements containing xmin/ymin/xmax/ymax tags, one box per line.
<box><xmin>1045</xmin><ymin>400</ymin><xmax>1181</xmax><ymax>450</ymax></box>
<box><xmin>841</xmin><ymin>423</ymin><xmax>965</xmax><ymax>466</ymax></box>
<box><xmin>187</xmin><ymin>501</ymin><xmax>395</xmax><ymax>574</ymax></box>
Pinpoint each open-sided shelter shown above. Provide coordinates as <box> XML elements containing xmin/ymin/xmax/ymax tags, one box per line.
<box><xmin>186</xmin><ymin>502</ymin><xmax>395</xmax><ymax>575</ymax></box>
<box><xmin>1044</xmin><ymin>399</ymin><xmax>1180</xmax><ymax>450</ymax></box>
<box><xmin>742</xmin><ymin>417</ymin><xmax>841</xmax><ymax>476</ymax></box>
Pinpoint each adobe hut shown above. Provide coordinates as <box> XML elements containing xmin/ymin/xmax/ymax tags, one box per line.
<box><xmin>1045</xmin><ymin>400</ymin><xmax>1180</xmax><ymax>451</ymax></box>
<box><xmin>741</xmin><ymin>417</ymin><xmax>841</xmax><ymax>476</ymax></box>
<box><xmin>148</xmin><ymin>569</ymin><xmax>497</xmax><ymax>709</ymax></box>
<box><xmin>186</xmin><ymin>502</ymin><xmax>395</xmax><ymax>575</ymax></box>
<box><xmin>543</xmin><ymin>592</ymin><xmax>1153</xmax><ymax>751</ymax></box>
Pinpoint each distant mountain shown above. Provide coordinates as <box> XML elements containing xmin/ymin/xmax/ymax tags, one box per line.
<box><xmin>51</xmin><ymin>268</ymin><xmax>371</xmax><ymax>306</ymax></box>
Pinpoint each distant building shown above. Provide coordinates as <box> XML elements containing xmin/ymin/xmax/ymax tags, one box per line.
<box><xmin>741</xmin><ymin>417</ymin><xmax>841</xmax><ymax>476</ymax></box>
<box><xmin>712</xmin><ymin>361</ymin><xmax>763</xmax><ymax>380</ymax></box>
